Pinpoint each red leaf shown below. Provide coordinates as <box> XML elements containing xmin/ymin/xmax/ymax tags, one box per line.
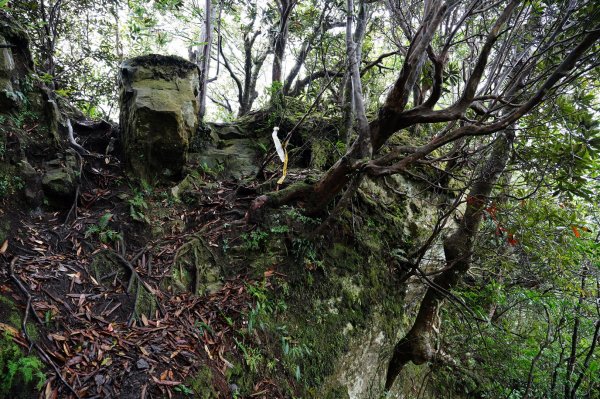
<box><xmin>571</xmin><ymin>226</ymin><xmax>581</xmax><ymax>238</ymax></box>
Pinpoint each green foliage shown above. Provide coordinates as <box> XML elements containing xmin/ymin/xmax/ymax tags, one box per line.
<box><xmin>173</xmin><ymin>384</ymin><xmax>194</xmax><ymax>396</ymax></box>
<box><xmin>241</xmin><ymin>230</ymin><xmax>269</xmax><ymax>251</ymax></box>
<box><xmin>85</xmin><ymin>212</ymin><xmax>122</xmax><ymax>244</ymax></box>
<box><xmin>233</xmin><ymin>338</ymin><xmax>263</xmax><ymax>373</ymax></box>
<box><xmin>0</xmin><ymin>333</ymin><xmax>46</xmax><ymax>397</ymax></box>
<box><xmin>0</xmin><ymin>173</ymin><xmax>24</xmax><ymax>199</ymax></box>
<box><xmin>199</xmin><ymin>162</ymin><xmax>224</xmax><ymax>178</ymax></box>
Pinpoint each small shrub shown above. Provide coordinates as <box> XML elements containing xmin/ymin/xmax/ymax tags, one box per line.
<box><xmin>85</xmin><ymin>213</ymin><xmax>122</xmax><ymax>243</ymax></box>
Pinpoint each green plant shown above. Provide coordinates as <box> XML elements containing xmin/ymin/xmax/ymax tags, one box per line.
<box><xmin>292</xmin><ymin>238</ymin><xmax>323</xmax><ymax>271</ymax></box>
<box><xmin>233</xmin><ymin>338</ymin><xmax>263</xmax><ymax>373</ymax></box>
<box><xmin>128</xmin><ymin>191</ymin><xmax>149</xmax><ymax>223</ymax></box>
<box><xmin>173</xmin><ymin>384</ymin><xmax>194</xmax><ymax>395</ymax></box>
<box><xmin>255</xmin><ymin>141</ymin><xmax>268</xmax><ymax>155</ymax></box>
<box><xmin>241</xmin><ymin>230</ymin><xmax>269</xmax><ymax>251</ymax></box>
<box><xmin>198</xmin><ymin>162</ymin><xmax>225</xmax><ymax>178</ymax></box>
<box><xmin>270</xmin><ymin>224</ymin><xmax>290</xmax><ymax>234</ymax></box>
<box><xmin>0</xmin><ymin>175</ymin><xmax>23</xmax><ymax>198</ymax></box>
<box><xmin>0</xmin><ymin>333</ymin><xmax>46</xmax><ymax>397</ymax></box>
<box><xmin>286</xmin><ymin>208</ymin><xmax>320</xmax><ymax>225</ymax></box>
<box><xmin>0</xmin><ymin>177</ymin><xmax>9</xmax><ymax>198</ymax></box>
<box><xmin>222</xmin><ymin>238</ymin><xmax>230</xmax><ymax>254</ymax></box>
<box><xmin>85</xmin><ymin>213</ymin><xmax>123</xmax><ymax>244</ymax></box>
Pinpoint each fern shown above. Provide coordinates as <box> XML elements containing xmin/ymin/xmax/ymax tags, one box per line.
<box><xmin>0</xmin><ymin>333</ymin><xmax>46</xmax><ymax>396</ymax></box>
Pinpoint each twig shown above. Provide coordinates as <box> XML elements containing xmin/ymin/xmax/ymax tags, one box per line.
<box><xmin>8</xmin><ymin>257</ymin><xmax>43</xmax><ymax>326</ymax></box>
<box><xmin>9</xmin><ymin>258</ymin><xmax>80</xmax><ymax>398</ymax></box>
<box><xmin>111</xmin><ymin>252</ymin><xmax>165</xmax><ymax>317</ymax></box>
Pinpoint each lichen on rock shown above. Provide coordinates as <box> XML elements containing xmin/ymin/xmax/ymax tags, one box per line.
<box><xmin>119</xmin><ymin>54</ymin><xmax>200</xmax><ymax>180</ymax></box>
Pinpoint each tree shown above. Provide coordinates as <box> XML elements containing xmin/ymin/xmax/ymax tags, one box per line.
<box><xmin>248</xmin><ymin>0</ymin><xmax>600</xmax><ymax>389</ymax></box>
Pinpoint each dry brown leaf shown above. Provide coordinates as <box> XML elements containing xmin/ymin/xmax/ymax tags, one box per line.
<box><xmin>151</xmin><ymin>375</ymin><xmax>181</xmax><ymax>386</ymax></box>
<box><xmin>49</xmin><ymin>333</ymin><xmax>67</xmax><ymax>342</ymax></box>
<box><xmin>160</xmin><ymin>370</ymin><xmax>168</xmax><ymax>380</ymax></box>
<box><xmin>0</xmin><ymin>240</ymin><xmax>8</xmax><ymax>254</ymax></box>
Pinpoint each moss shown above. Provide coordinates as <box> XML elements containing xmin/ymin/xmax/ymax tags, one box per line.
<box><xmin>132</xmin><ymin>280</ymin><xmax>156</xmax><ymax>319</ymax></box>
<box><xmin>0</xmin><ymin>295</ymin><xmax>39</xmax><ymax>342</ymax></box>
<box><xmin>90</xmin><ymin>251</ymin><xmax>127</xmax><ymax>285</ymax></box>
<box><xmin>323</xmin><ymin>385</ymin><xmax>350</xmax><ymax>399</ymax></box>
<box><xmin>171</xmin><ymin>236</ymin><xmax>222</xmax><ymax>294</ymax></box>
<box><xmin>187</xmin><ymin>365</ymin><xmax>219</xmax><ymax>398</ymax></box>
<box><xmin>124</xmin><ymin>54</ymin><xmax>197</xmax><ymax>79</ymax></box>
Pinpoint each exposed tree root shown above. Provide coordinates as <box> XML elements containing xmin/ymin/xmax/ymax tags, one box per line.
<box><xmin>9</xmin><ymin>257</ymin><xmax>81</xmax><ymax>399</ymax></box>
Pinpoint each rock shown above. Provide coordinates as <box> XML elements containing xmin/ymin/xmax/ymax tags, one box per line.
<box><xmin>169</xmin><ymin>236</ymin><xmax>222</xmax><ymax>295</ymax></box>
<box><xmin>41</xmin><ymin>150</ymin><xmax>78</xmax><ymax>202</ymax></box>
<box><xmin>119</xmin><ymin>54</ymin><xmax>199</xmax><ymax>180</ymax></box>
<box><xmin>18</xmin><ymin>160</ymin><xmax>43</xmax><ymax>206</ymax></box>
<box><xmin>188</xmin><ymin>139</ymin><xmax>259</xmax><ymax>180</ymax></box>
<box><xmin>136</xmin><ymin>358</ymin><xmax>149</xmax><ymax>370</ymax></box>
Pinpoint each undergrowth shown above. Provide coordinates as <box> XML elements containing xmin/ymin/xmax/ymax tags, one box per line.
<box><xmin>0</xmin><ymin>333</ymin><xmax>46</xmax><ymax>398</ymax></box>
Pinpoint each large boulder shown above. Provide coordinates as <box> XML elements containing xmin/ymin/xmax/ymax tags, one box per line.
<box><xmin>119</xmin><ymin>54</ymin><xmax>199</xmax><ymax>180</ymax></box>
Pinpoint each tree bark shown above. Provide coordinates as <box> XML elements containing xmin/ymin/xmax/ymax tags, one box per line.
<box><xmin>197</xmin><ymin>0</ymin><xmax>214</xmax><ymax>120</ymax></box>
<box><xmin>385</xmin><ymin>131</ymin><xmax>514</xmax><ymax>390</ymax></box>
<box><xmin>272</xmin><ymin>0</ymin><xmax>296</xmax><ymax>84</ymax></box>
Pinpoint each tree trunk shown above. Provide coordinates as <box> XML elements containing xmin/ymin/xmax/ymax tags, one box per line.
<box><xmin>197</xmin><ymin>0</ymin><xmax>214</xmax><ymax>120</ymax></box>
<box><xmin>272</xmin><ymin>0</ymin><xmax>294</xmax><ymax>85</ymax></box>
<box><xmin>385</xmin><ymin>131</ymin><xmax>514</xmax><ymax>390</ymax></box>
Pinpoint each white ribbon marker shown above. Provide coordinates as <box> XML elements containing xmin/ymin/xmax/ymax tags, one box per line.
<box><xmin>272</xmin><ymin>126</ymin><xmax>285</xmax><ymax>162</ymax></box>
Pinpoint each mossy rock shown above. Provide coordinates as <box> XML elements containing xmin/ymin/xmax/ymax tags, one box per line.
<box><xmin>169</xmin><ymin>236</ymin><xmax>222</xmax><ymax>295</ymax></box>
<box><xmin>41</xmin><ymin>150</ymin><xmax>78</xmax><ymax>203</ymax></box>
<box><xmin>119</xmin><ymin>54</ymin><xmax>199</xmax><ymax>180</ymax></box>
<box><xmin>188</xmin><ymin>138</ymin><xmax>260</xmax><ymax>180</ymax></box>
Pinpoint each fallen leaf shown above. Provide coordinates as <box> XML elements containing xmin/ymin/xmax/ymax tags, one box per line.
<box><xmin>151</xmin><ymin>376</ymin><xmax>181</xmax><ymax>386</ymax></box>
<box><xmin>0</xmin><ymin>240</ymin><xmax>8</xmax><ymax>254</ymax></box>
<box><xmin>0</xmin><ymin>322</ymin><xmax>19</xmax><ymax>336</ymax></box>
<box><xmin>49</xmin><ymin>333</ymin><xmax>67</xmax><ymax>342</ymax></box>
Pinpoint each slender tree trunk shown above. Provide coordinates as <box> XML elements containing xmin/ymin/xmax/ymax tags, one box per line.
<box><xmin>385</xmin><ymin>131</ymin><xmax>514</xmax><ymax>390</ymax></box>
<box><xmin>565</xmin><ymin>270</ymin><xmax>586</xmax><ymax>398</ymax></box>
<box><xmin>197</xmin><ymin>0</ymin><xmax>214</xmax><ymax>120</ymax></box>
<box><xmin>272</xmin><ymin>0</ymin><xmax>294</xmax><ymax>85</ymax></box>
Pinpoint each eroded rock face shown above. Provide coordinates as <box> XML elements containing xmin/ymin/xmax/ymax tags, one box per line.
<box><xmin>119</xmin><ymin>54</ymin><xmax>199</xmax><ymax>180</ymax></box>
<box><xmin>0</xmin><ymin>12</ymin><xmax>32</xmax><ymax>109</ymax></box>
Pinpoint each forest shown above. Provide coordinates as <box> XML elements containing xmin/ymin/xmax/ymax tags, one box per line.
<box><xmin>0</xmin><ymin>0</ymin><xmax>599</xmax><ymax>398</ymax></box>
